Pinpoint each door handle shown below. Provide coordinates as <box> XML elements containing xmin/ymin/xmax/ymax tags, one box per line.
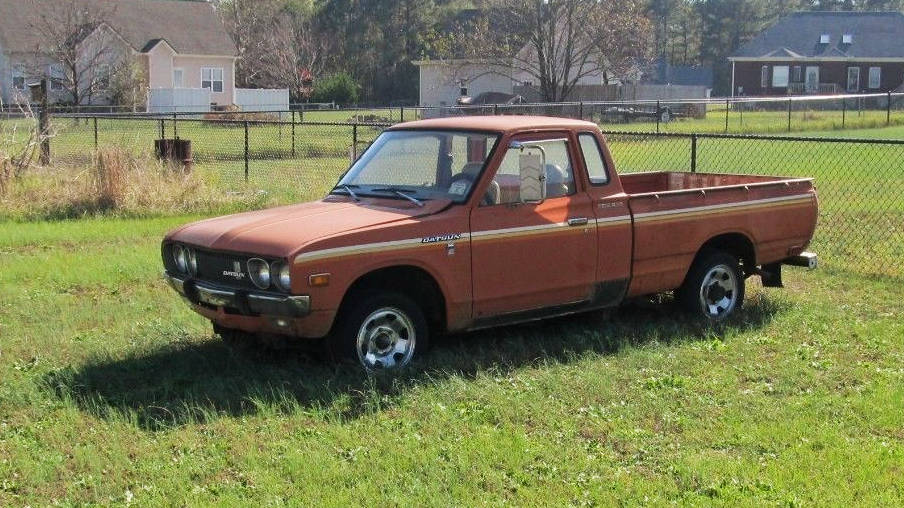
<box><xmin>567</xmin><ymin>217</ymin><xmax>589</xmax><ymax>227</ymax></box>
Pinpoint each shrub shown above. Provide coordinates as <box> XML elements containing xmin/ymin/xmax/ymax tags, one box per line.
<box><xmin>311</xmin><ymin>72</ymin><xmax>360</xmax><ymax>106</ymax></box>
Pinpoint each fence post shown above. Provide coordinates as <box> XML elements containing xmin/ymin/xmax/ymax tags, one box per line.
<box><xmin>159</xmin><ymin>118</ymin><xmax>165</xmax><ymax>139</ymax></box>
<box><xmin>725</xmin><ymin>99</ymin><xmax>729</xmax><ymax>133</ymax></box>
<box><xmin>690</xmin><ymin>134</ymin><xmax>697</xmax><ymax>173</ymax></box>
<box><xmin>400</xmin><ymin>106</ymin><xmax>404</xmax><ymax>122</ymax></box>
<box><xmin>291</xmin><ymin>111</ymin><xmax>296</xmax><ymax>158</ymax></box>
<box><xmin>93</xmin><ymin>117</ymin><xmax>98</xmax><ymax>150</ymax></box>
<box><xmin>842</xmin><ymin>97</ymin><xmax>847</xmax><ymax>128</ymax></box>
<box><xmin>787</xmin><ymin>98</ymin><xmax>793</xmax><ymax>132</ymax></box>
<box><xmin>38</xmin><ymin>79</ymin><xmax>50</xmax><ymax>165</ymax></box>
<box><xmin>173</xmin><ymin>112</ymin><xmax>178</xmax><ymax>139</ymax></box>
<box><xmin>656</xmin><ymin>100</ymin><xmax>661</xmax><ymax>134</ymax></box>
<box><xmin>352</xmin><ymin>123</ymin><xmax>358</xmax><ymax>160</ymax></box>
<box><xmin>579</xmin><ymin>101</ymin><xmax>584</xmax><ymax>120</ymax></box>
<box><xmin>244</xmin><ymin>121</ymin><xmax>249</xmax><ymax>182</ymax></box>
<box><xmin>887</xmin><ymin>91</ymin><xmax>892</xmax><ymax>125</ymax></box>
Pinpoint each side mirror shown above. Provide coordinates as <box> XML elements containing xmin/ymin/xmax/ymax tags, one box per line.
<box><xmin>512</xmin><ymin>141</ymin><xmax>546</xmax><ymax>204</ymax></box>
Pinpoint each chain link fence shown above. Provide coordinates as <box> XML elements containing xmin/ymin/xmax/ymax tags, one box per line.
<box><xmin>3</xmin><ymin>111</ymin><xmax>901</xmax><ymax>278</ymax></box>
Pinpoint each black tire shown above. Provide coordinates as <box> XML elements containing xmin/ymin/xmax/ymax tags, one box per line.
<box><xmin>331</xmin><ymin>292</ymin><xmax>428</xmax><ymax>371</ymax></box>
<box><xmin>677</xmin><ymin>249</ymin><xmax>745</xmax><ymax>321</ymax></box>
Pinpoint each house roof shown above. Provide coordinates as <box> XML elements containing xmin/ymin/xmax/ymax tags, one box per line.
<box><xmin>0</xmin><ymin>0</ymin><xmax>237</xmax><ymax>56</ymax></box>
<box><xmin>730</xmin><ymin>11</ymin><xmax>904</xmax><ymax>60</ymax></box>
<box><xmin>649</xmin><ymin>59</ymin><xmax>713</xmax><ymax>87</ymax></box>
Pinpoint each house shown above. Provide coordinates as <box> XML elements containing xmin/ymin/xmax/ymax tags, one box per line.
<box><xmin>413</xmin><ymin>59</ymin><xmax>514</xmax><ymax>108</ymax></box>
<box><xmin>0</xmin><ymin>0</ymin><xmax>238</xmax><ymax>110</ymax></box>
<box><xmin>729</xmin><ymin>11</ymin><xmax>904</xmax><ymax>96</ymax></box>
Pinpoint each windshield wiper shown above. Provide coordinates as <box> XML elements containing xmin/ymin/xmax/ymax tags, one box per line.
<box><xmin>331</xmin><ymin>184</ymin><xmax>360</xmax><ymax>201</ymax></box>
<box><xmin>371</xmin><ymin>187</ymin><xmax>425</xmax><ymax>207</ymax></box>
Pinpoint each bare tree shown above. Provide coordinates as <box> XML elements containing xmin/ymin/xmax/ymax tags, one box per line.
<box><xmin>220</xmin><ymin>0</ymin><xmax>330</xmax><ymax>99</ymax></box>
<box><xmin>26</xmin><ymin>0</ymin><xmax>122</xmax><ymax>106</ymax></box>
<box><xmin>460</xmin><ymin>0</ymin><xmax>653</xmax><ymax>102</ymax></box>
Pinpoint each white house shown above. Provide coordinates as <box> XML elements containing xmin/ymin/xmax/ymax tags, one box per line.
<box><xmin>0</xmin><ymin>0</ymin><xmax>240</xmax><ymax>111</ymax></box>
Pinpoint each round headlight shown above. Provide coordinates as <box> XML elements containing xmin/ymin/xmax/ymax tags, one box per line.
<box><xmin>173</xmin><ymin>245</ymin><xmax>187</xmax><ymax>273</ymax></box>
<box><xmin>248</xmin><ymin>258</ymin><xmax>271</xmax><ymax>289</ymax></box>
<box><xmin>272</xmin><ymin>261</ymin><xmax>291</xmax><ymax>292</ymax></box>
<box><xmin>187</xmin><ymin>248</ymin><xmax>198</xmax><ymax>275</ymax></box>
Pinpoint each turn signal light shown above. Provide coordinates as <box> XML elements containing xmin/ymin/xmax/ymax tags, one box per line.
<box><xmin>308</xmin><ymin>273</ymin><xmax>331</xmax><ymax>287</ymax></box>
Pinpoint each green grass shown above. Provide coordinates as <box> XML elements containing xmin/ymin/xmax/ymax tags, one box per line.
<box><xmin>1</xmin><ymin>216</ymin><xmax>902</xmax><ymax>505</ymax></box>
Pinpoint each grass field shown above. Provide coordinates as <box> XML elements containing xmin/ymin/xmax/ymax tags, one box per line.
<box><xmin>1</xmin><ymin>216</ymin><xmax>902</xmax><ymax>505</ymax></box>
<box><xmin>2</xmin><ymin>114</ymin><xmax>904</xmax><ymax>503</ymax></box>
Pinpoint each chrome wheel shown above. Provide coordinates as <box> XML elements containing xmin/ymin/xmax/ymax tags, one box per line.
<box><xmin>356</xmin><ymin>307</ymin><xmax>416</xmax><ymax>370</ymax></box>
<box><xmin>698</xmin><ymin>264</ymin><xmax>739</xmax><ymax>319</ymax></box>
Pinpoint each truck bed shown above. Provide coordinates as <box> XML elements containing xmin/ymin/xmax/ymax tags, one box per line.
<box><xmin>620</xmin><ymin>171</ymin><xmax>818</xmax><ymax>298</ymax></box>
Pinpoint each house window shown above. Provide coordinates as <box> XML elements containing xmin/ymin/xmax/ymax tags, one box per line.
<box><xmin>202</xmin><ymin>67</ymin><xmax>224</xmax><ymax>93</ymax></box>
<box><xmin>12</xmin><ymin>65</ymin><xmax>26</xmax><ymax>90</ymax></box>
<box><xmin>49</xmin><ymin>64</ymin><xmax>65</xmax><ymax>90</ymax></box>
<box><xmin>95</xmin><ymin>64</ymin><xmax>110</xmax><ymax>90</ymax></box>
<box><xmin>173</xmin><ymin>68</ymin><xmax>184</xmax><ymax>88</ymax></box>
<box><xmin>820</xmin><ymin>34</ymin><xmax>830</xmax><ymax>44</ymax></box>
<box><xmin>868</xmin><ymin>67</ymin><xmax>881</xmax><ymax>89</ymax></box>
<box><xmin>761</xmin><ymin>65</ymin><xmax>769</xmax><ymax>88</ymax></box>
<box><xmin>792</xmin><ymin>66</ymin><xmax>803</xmax><ymax>83</ymax></box>
<box><xmin>772</xmin><ymin>66</ymin><xmax>790</xmax><ymax>88</ymax></box>
<box><xmin>842</xmin><ymin>34</ymin><xmax>853</xmax><ymax>44</ymax></box>
<box><xmin>847</xmin><ymin>67</ymin><xmax>861</xmax><ymax>92</ymax></box>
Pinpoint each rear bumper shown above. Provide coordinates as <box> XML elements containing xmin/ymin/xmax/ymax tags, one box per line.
<box><xmin>164</xmin><ymin>272</ymin><xmax>311</xmax><ymax>317</ymax></box>
<box><xmin>783</xmin><ymin>251</ymin><xmax>818</xmax><ymax>270</ymax></box>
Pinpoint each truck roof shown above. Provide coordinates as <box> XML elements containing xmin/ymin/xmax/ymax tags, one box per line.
<box><xmin>387</xmin><ymin>115</ymin><xmax>600</xmax><ymax>134</ymax></box>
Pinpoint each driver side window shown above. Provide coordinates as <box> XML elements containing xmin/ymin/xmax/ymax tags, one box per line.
<box><xmin>483</xmin><ymin>138</ymin><xmax>575</xmax><ymax>206</ymax></box>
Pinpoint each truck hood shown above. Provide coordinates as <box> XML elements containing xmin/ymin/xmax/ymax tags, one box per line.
<box><xmin>166</xmin><ymin>198</ymin><xmax>449</xmax><ymax>258</ymax></box>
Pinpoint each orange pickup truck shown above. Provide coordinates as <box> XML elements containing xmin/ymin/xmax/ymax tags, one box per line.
<box><xmin>163</xmin><ymin>116</ymin><xmax>818</xmax><ymax>370</ymax></box>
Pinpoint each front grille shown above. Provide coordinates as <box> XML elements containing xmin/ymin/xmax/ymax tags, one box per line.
<box><xmin>195</xmin><ymin>250</ymin><xmax>259</xmax><ymax>289</ymax></box>
<box><xmin>163</xmin><ymin>243</ymin><xmax>278</xmax><ymax>291</ymax></box>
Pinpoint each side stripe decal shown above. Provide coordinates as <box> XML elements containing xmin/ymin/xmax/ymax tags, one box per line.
<box><xmin>294</xmin><ymin>193</ymin><xmax>813</xmax><ymax>264</ymax></box>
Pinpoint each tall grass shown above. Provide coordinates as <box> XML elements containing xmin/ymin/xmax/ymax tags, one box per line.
<box><xmin>0</xmin><ymin>147</ymin><xmax>272</xmax><ymax>221</ymax></box>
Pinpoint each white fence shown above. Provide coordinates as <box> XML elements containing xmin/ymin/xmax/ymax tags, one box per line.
<box><xmin>235</xmin><ymin>88</ymin><xmax>289</xmax><ymax>113</ymax></box>
<box><xmin>147</xmin><ymin>88</ymin><xmax>211</xmax><ymax>114</ymax></box>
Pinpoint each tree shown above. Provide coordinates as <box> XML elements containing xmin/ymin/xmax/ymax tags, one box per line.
<box><xmin>220</xmin><ymin>0</ymin><xmax>330</xmax><ymax>101</ymax></box>
<box><xmin>457</xmin><ymin>0</ymin><xmax>653</xmax><ymax>102</ymax></box>
<box><xmin>310</xmin><ymin>72</ymin><xmax>360</xmax><ymax>104</ymax></box>
<box><xmin>26</xmin><ymin>0</ymin><xmax>122</xmax><ymax>106</ymax></box>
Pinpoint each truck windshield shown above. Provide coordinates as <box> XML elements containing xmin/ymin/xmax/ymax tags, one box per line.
<box><xmin>334</xmin><ymin>130</ymin><xmax>501</xmax><ymax>203</ymax></box>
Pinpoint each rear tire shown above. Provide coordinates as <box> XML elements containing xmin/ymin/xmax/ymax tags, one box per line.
<box><xmin>331</xmin><ymin>292</ymin><xmax>428</xmax><ymax>372</ymax></box>
<box><xmin>678</xmin><ymin>249</ymin><xmax>745</xmax><ymax>321</ymax></box>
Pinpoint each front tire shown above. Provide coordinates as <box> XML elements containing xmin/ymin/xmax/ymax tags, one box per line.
<box><xmin>678</xmin><ymin>250</ymin><xmax>745</xmax><ymax>321</ymax></box>
<box><xmin>332</xmin><ymin>292</ymin><xmax>428</xmax><ymax>371</ymax></box>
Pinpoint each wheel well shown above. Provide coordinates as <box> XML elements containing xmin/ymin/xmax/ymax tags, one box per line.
<box><xmin>697</xmin><ymin>233</ymin><xmax>757</xmax><ymax>273</ymax></box>
<box><xmin>339</xmin><ymin>266</ymin><xmax>447</xmax><ymax>332</ymax></box>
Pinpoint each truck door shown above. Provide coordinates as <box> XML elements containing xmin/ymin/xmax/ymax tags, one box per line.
<box><xmin>469</xmin><ymin>133</ymin><xmax>598</xmax><ymax>318</ymax></box>
<box><xmin>577</xmin><ymin>132</ymin><xmax>633</xmax><ymax>304</ymax></box>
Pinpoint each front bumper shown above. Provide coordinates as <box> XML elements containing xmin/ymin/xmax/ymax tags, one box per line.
<box><xmin>164</xmin><ymin>272</ymin><xmax>311</xmax><ymax>317</ymax></box>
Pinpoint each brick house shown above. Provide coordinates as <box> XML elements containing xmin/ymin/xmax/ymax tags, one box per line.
<box><xmin>728</xmin><ymin>12</ymin><xmax>904</xmax><ymax>96</ymax></box>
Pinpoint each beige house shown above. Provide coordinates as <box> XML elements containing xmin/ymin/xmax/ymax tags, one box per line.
<box><xmin>0</xmin><ymin>0</ymin><xmax>238</xmax><ymax>110</ymax></box>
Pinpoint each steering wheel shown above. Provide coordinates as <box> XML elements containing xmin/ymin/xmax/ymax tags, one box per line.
<box><xmin>449</xmin><ymin>173</ymin><xmax>499</xmax><ymax>206</ymax></box>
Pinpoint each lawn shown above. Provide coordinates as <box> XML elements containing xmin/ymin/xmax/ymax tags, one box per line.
<box><xmin>2</xmin><ymin>117</ymin><xmax>903</xmax><ymax>504</ymax></box>
<box><xmin>0</xmin><ymin>216</ymin><xmax>902</xmax><ymax>505</ymax></box>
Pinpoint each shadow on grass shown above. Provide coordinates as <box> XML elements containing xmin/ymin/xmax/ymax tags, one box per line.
<box><xmin>44</xmin><ymin>293</ymin><xmax>786</xmax><ymax>430</ymax></box>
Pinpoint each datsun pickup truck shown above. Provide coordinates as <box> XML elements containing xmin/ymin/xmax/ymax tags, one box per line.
<box><xmin>163</xmin><ymin>116</ymin><xmax>818</xmax><ymax>371</ymax></box>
